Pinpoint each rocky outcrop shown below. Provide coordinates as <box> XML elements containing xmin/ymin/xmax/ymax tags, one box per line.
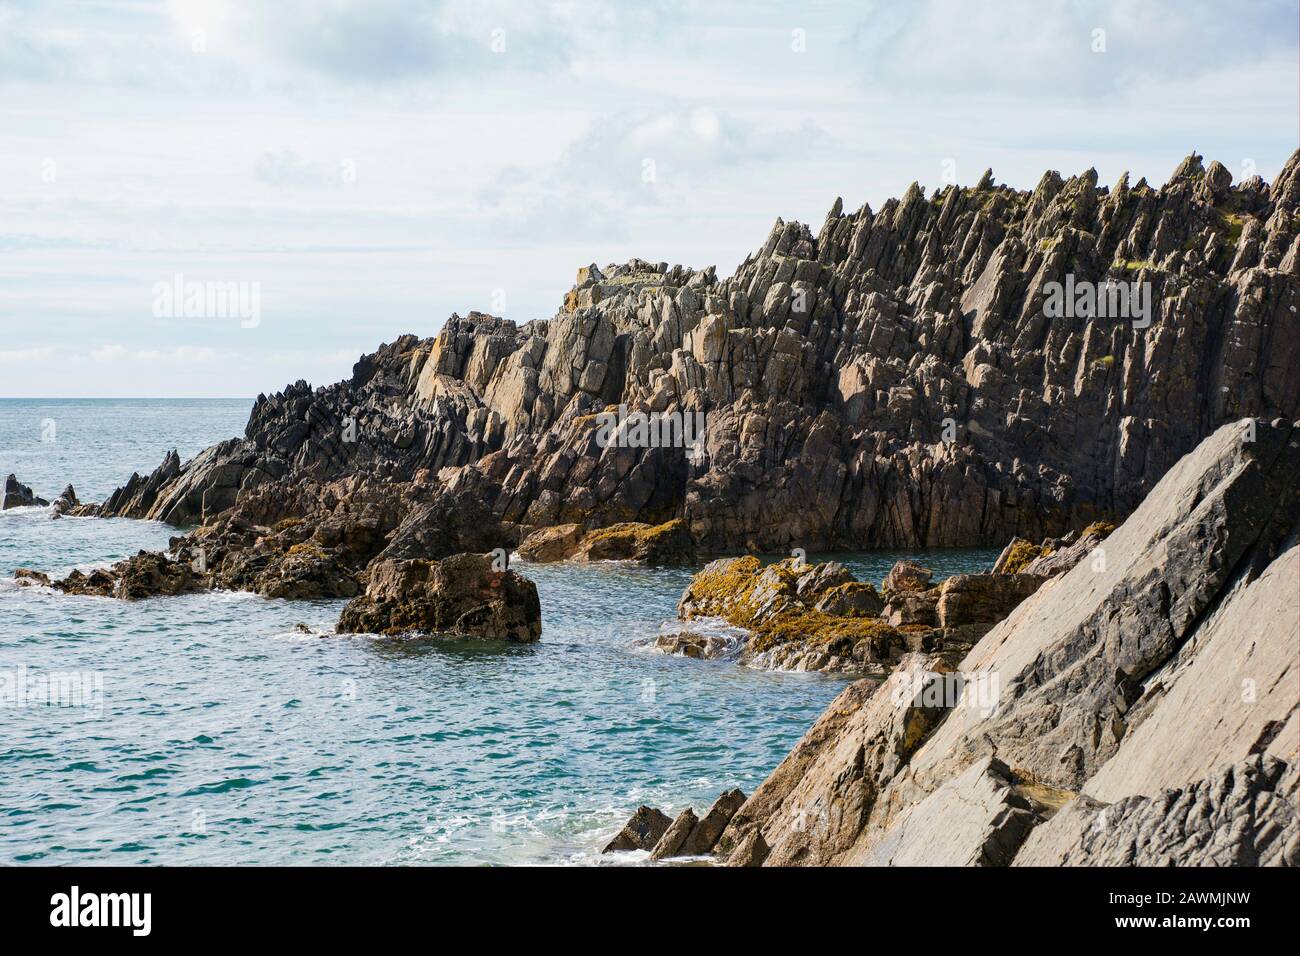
<box><xmin>675</xmin><ymin>556</ymin><xmax>903</xmax><ymax>675</ymax></box>
<box><xmin>672</xmin><ymin>556</ymin><xmax>1044</xmax><ymax>675</ymax></box>
<box><xmin>49</xmin><ymin>485</ymin><xmax>79</xmax><ymax>518</ymax></box>
<box><xmin>602</xmin><ymin>806</ymin><xmax>672</xmax><ymax>853</ymax></box>
<box><xmin>991</xmin><ymin>521</ymin><xmax>1114</xmax><ymax>576</ymax></box>
<box><xmin>882</xmin><ymin>560</ymin><xmax>932</xmax><ymax>592</ymax></box>
<box><xmin>648</xmin><ymin>809</ymin><xmax>697</xmax><ymax>861</ymax></box>
<box><xmin>70</xmin><ymin>151</ymin><xmax>1300</xmax><ymax>560</ymax></box>
<box><xmin>849</xmin><ymin>757</ymin><xmax>1043</xmax><ymax>866</ymax></box>
<box><xmin>335</xmin><ymin>553</ymin><xmax>541</xmax><ymax>642</ymax></box>
<box><xmin>606</xmin><ymin>789</ymin><xmax>747</xmax><ymax>861</ymax></box>
<box><xmin>517</xmin><ymin>519</ymin><xmax>695</xmax><ymax>565</ymax></box>
<box><xmin>3</xmin><ymin>474</ymin><xmax>47</xmax><ymax>509</ymax></box>
<box><xmin>714</xmin><ymin>418</ymin><xmax>1300</xmax><ymax>866</ymax></box>
<box><xmin>15</xmin><ymin>551</ymin><xmax>205</xmax><ymax>600</ymax></box>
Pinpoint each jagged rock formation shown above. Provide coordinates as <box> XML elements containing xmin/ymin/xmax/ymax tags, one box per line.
<box><xmin>336</xmin><ymin>553</ymin><xmax>541</xmax><ymax>642</ymax></box>
<box><xmin>605</xmin><ymin>789</ymin><xmax>747</xmax><ymax>861</ymax></box>
<box><xmin>602</xmin><ymin>806</ymin><xmax>672</xmax><ymax>853</ymax></box>
<box><xmin>49</xmin><ymin>485</ymin><xmax>79</xmax><ymax>518</ymax></box>
<box><xmin>3</xmin><ymin>474</ymin><xmax>47</xmax><ymax>509</ymax></box>
<box><xmin>73</xmin><ymin>150</ymin><xmax>1300</xmax><ymax>556</ymax></box>
<box><xmin>1014</xmin><ymin>757</ymin><xmax>1298</xmax><ymax>866</ymax></box>
<box><xmin>711</xmin><ymin>418</ymin><xmax>1299</xmax><ymax>865</ymax></box>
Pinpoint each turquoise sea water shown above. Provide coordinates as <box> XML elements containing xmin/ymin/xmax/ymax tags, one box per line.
<box><xmin>0</xmin><ymin>399</ymin><xmax>997</xmax><ymax>865</ymax></box>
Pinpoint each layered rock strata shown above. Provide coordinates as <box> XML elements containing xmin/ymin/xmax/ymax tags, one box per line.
<box><xmin>709</xmin><ymin>418</ymin><xmax>1299</xmax><ymax>866</ymax></box>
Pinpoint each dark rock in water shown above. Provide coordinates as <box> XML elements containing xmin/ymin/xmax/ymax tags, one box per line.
<box><xmin>602</xmin><ymin>806</ymin><xmax>673</xmax><ymax>853</ymax></box>
<box><xmin>13</xmin><ymin>568</ymin><xmax>52</xmax><ymax>587</ymax></box>
<box><xmin>18</xmin><ymin>550</ymin><xmax>205</xmax><ymax>600</ymax></box>
<box><xmin>609</xmin><ymin>788</ymin><xmax>749</xmax><ymax>861</ymax></box>
<box><xmin>336</xmin><ymin>553</ymin><xmax>541</xmax><ymax>641</ymax></box>
<box><xmin>49</xmin><ymin>484</ymin><xmax>78</xmax><ymax>518</ymax></box>
<box><xmin>648</xmin><ymin>808</ymin><xmax>698</xmax><ymax>861</ymax></box>
<box><xmin>2</xmin><ymin>474</ymin><xmax>48</xmax><ymax>509</ymax></box>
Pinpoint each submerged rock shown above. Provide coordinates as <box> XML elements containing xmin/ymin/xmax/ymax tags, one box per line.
<box><xmin>336</xmin><ymin>553</ymin><xmax>541</xmax><ymax>642</ymax></box>
<box><xmin>652</xmin><ymin>631</ymin><xmax>736</xmax><ymax>660</ymax></box>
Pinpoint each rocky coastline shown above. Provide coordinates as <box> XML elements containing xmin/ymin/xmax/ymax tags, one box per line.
<box><xmin>604</xmin><ymin>416</ymin><xmax>1299</xmax><ymax>866</ymax></box>
<box><xmin>9</xmin><ymin>150</ymin><xmax>1299</xmax><ymax>865</ymax></box>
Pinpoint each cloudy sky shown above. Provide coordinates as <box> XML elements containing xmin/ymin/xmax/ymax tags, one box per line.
<box><xmin>1</xmin><ymin>0</ymin><xmax>1296</xmax><ymax>397</ymax></box>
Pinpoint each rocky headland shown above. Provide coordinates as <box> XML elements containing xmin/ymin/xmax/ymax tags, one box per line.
<box><xmin>10</xmin><ymin>151</ymin><xmax>1299</xmax><ymax>865</ymax></box>
<box><xmin>25</xmin><ymin>150</ymin><xmax>1299</xmax><ymax>558</ymax></box>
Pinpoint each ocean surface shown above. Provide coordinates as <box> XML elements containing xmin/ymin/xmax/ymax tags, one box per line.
<box><xmin>0</xmin><ymin>398</ymin><xmax>998</xmax><ymax>865</ymax></box>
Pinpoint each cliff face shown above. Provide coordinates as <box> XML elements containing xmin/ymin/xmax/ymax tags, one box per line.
<box><xmin>713</xmin><ymin>418</ymin><xmax>1299</xmax><ymax>866</ymax></box>
<box><xmin>88</xmin><ymin>150</ymin><xmax>1300</xmax><ymax>552</ymax></box>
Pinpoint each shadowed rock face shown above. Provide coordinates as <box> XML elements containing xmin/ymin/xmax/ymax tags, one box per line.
<box><xmin>76</xmin><ymin>150</ymin><xmax>1300</xmax><ymax>553</ymax></box>
<box><xmin>713</xmin><ymin>418</ymin><xmax>1300</xmax><ymax>866</ymax></box>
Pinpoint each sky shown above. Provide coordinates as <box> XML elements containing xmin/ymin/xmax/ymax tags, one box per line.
<box><xmin>0</xmin><ymin>0</ymin><xmax>1296</xmax><ymax>397</ymax></box>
